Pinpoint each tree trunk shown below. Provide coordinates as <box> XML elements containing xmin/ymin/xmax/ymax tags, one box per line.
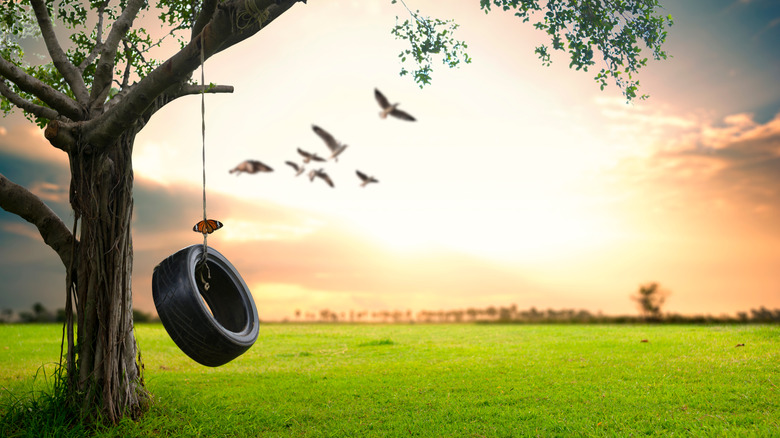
<box><xmin>66</xmin><ymin>128</ymin><xmax>149</xmax><ymax>423</ymax></box>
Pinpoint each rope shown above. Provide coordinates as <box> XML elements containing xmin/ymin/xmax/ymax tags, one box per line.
<box><xmin>199</xmin><ymin>31</ymin><xmax>211</xmax><ymax>288</ymax></box>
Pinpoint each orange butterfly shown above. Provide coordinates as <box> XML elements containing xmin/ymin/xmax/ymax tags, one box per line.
<box><xmin>193</xmin><ymin>219</ymin><xmax>223</xmax><ymax>234</ymax></box>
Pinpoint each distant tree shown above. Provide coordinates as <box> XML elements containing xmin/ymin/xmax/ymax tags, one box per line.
<box><xmin>575</xmin><ymin>309</ymin><xmax>593</xmax><ymax>323</ymax></box>
<box><xmin>30</xmin><ymin>302</ymin><xmax>54</xmax><ymax>322</ymax></box>
<box><xmin>19</xmin><ymin>311</ymin><xmax>35</xmax><ymax>323</ymax></box>
<box><xmin>632</xmin><ymin>282</ymin><xmax>668</xmax><ymax>321</ymax></box>
<box><xmin>132</xmin><ymin>309</ymin><xmax>152</xmax><ymax>323</ymax></box>
<box><xmin>32</xmin><ymin>302</ymin><xmax>45</xmax><ymax>318</ymax></box>
<box><xmin>0</xmin><ymin>308</ymin><xmax>12</xmax><ymax>323</ymax></box>
<box><xmin>750</xmin><ymin>307</ymin><xmax>780</xmax><ymax>322</ymax></box>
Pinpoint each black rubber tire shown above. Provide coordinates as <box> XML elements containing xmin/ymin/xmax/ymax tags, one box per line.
<box><xmin>152</xmin><ymin>244</ymin><xmax>259</xmax><ymax>367</ymax></box>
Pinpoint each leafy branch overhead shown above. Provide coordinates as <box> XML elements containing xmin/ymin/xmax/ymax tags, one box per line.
<box><xmin>393</xmin><ymin>0</ymin><xmax>672</xmax><ymax>100</ymax></box>
<box><xmin>391</xmin><ymin>0</ymin><xmax>471</xmax><ymax>87</ymax></box>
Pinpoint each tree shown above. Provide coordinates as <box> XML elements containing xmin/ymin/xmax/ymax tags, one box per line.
<box><xmin>0</xmin><ymin>307</ymin><xmax>13</xmax><ymax>323</ymax></box>
<box><xmin>632</xmin><ymin>282</ymin><xmax>668</xmax><ymax>320</ymax></box>
<box><xmin>0</xmin><ymin>0</ymin><xmax>672</xmax><ymax>425</ymax></box>
<box><xmin>32</xmin><ymin>301</ymin><xmax>55</xmax><ymax>322</ymax></box>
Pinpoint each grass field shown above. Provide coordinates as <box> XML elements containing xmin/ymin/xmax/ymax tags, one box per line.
<box><xmin>1</xmin><ymin>323</ymin><xmax>778</xmax><ymax>437</ymax></box>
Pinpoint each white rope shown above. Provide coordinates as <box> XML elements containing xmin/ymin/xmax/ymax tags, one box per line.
<box><xmin>199</xmin><ymin>31</ymin><xmax>211</xmax><ymax>287</ymax></box>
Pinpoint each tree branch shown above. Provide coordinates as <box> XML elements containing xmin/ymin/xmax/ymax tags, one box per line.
<box><xmin>120</xmin><ymin>40</ymin><xmax>133</xmax><ymax>90</ymax></box>
<box><xmin>29</xmin><ymin>0</ymin><xmax>90</xmax><ymax>105</ymax></box>
<box><xmin>214</xmin><ymin>0</ymin><xmax>306</xmax><ymax>56</ymax></box>
<box><xmin>192</xmin><ymin>0</ymin><xmax>219</xmax><ymax>42</ymax></box>
<box><xmin>140</xmin><ymin>84</ymin><xmax>234</xmax><ymax>121</ymax></box>
<box><xmin>176</xmin><ymin>84</ymin><xmax>234</xmax><ymax>97</ymax></box>
<box><xmin>78</xmin><ymin>1</ymin><xmax>110</xmax><ymax>72</ymax></box>
<box><xmin>82</xmin><ymin>0</ymin><xmax>301</xmax><ymax>147</ymax></box>
<box><xmin>0</xmin><ymin>56</ymin><xmax>84</xmax><ymax>121</ymax></box>
<box><xmin>43</xmin><ymin>119</ymin><xmax>78</xmax><ymax>153</ymax></box>
<box><xmin>0</xmin><ymin>173</ymin><xmax>75</xmax><ymax>270</ymax></box>
<box><xmin>89</xmin><ymin>0</ymin><xmax>146</xmax><ymax>113</ymax></box>
<box><xmin>0</xmin><ymin>79</ymin><xmax>61</xmax><ymax>122</ymax></box>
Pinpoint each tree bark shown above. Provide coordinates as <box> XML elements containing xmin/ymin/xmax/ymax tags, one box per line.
<box><xmin>66</xmin><ymin>127</ymin><xmax>149</xmax><ymax>423</ymax></box>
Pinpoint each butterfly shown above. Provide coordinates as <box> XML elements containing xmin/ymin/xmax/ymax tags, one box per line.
<box><xmin>193</xmin><ymin>219</ymin><xmax>223</xmax><ymax>234</ymax></box>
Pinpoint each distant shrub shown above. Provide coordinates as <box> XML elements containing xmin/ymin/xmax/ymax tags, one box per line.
<box><xmin>359</xmin><ymin>339</ymin><xmax>395</xmax><ymax>347</ymax></box>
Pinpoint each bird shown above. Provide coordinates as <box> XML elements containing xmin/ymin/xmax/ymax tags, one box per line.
<box><xmin>229</xmin><ymin>160</ymin><xmax>273</xmax><ymax>175</ymax></box>
<box><xmin>285</xmin><ymin>161</ymin><xmax>306</xmax><ymax>176</ymax></box>
<box><xmin>308</xmin><ymin>168</ymin><xmax>334</xmax><ymax>187</ymax></box>
<box><xmin>193</xmin><ymin>219</ymin><xmax>223</xmax><ymax>234</ymax></box>
<box><xmin>374</xmin><ymin>88</ymin><xmax>416</xmax><ymax>121</ymax></box>
<box><xmin>312</xmin><ymin>125</ymin><xmax>348</xmax><ymax>162</ymax></box>
<box><xmin>297</xmin><ymin>147</ymin><xmax>326</xmax><ymax>163</ymax></box>
<box><xmin>356</xmin><ymin>170</ymin><xmax>378</xmax><ymax>187</ymax></box>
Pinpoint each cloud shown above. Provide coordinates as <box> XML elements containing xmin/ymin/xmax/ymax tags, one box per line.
<box><xmin>127</xmin><ymin>176</ymin><xmax>539</xmax><ymax>320</ymax></box>
<box><xmin>29</xmin><ymin>181</ymin><xmax>69</xmax><ymax>203</ymax></box>
<box><xmin>0</xmin><ymin>221</ymin><xmax>44</xmax><ymax>242</ymax></box>
<box><xmin>661</xmin><ymin>112</ymin><xmax>780</xmax><ymax>197</ymax></box>
<box><xmin>0</xmin><ymin>113</ymin><xmax>66</xmax><ymax>165</ymax></box>
<box><xmin>610</xmin><ymin>110</ymin><xmax>780</xmax><ymax>229</ymax></box>
<box><xmin>0</xmin><ymin>220</ymin><xmax>65</xmax><ymax>312</ymax></box>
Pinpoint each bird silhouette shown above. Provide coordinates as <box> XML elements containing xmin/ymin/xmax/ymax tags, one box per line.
<box><xmin>229</xmin><ymin>160</ymin><xmax>273</xmax><ymax>175</ymax></box>
<box><xmin>356</xmin><ymin>170</ymin><xmax>378</xmax><ymax>187</ymax></box>
<box><xmin>285</xmin><ymin>161</ymin><xmax>306</xmax><ymax>176</ymax></box>
<box><xmin>297</xmin><ymin>147</ymin><xmax>326</xmax><ymax>163</ymax></box>
<box><xmin>374</xmin><ymin>88</ymin><xmax>416</xmax><ymax>121</ymax></box>
<box><xmin>308</xmin><ymin>168</ymin><xmax>334</xmax><ymax>187</ymax></box>
<box><xmin>312</xmin><ymin>125</ymin><xmax>348</xmax><ymax>161</ymax></box>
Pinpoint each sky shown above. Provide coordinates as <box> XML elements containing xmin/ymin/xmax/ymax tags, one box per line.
<box><xmin>1</xmin><ymin>0</ymin><xmax>779</xmax><ymax>321</ymax></box>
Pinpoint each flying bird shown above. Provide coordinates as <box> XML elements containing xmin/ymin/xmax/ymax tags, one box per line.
<box><xmin>374</xmin><ymin>88</ymin><xmax>416</xmax><ymax>121</ymax></box>
<box><xmin>356</xmin><ymin>170</ymin><xmax>378</xmax><ymax>187</ymax></box>
<box><xmin>285</xmin><ymin>161</ymin><xmax>306</xmax><ymax>176</ymax></box>
<box><xmin>297</xmin><ymin>147</ymin><xmax>326</xmax><ymax>163</ymax></box>
<box><xmin>229</xmin><ymin>160</ymin><xmax>273</xmax><ymax>175</ymax></box>
<box><xmin>312</xmin><ymin>125</ymin><xmax>348</xmax><ymax>161</ymax></box>
<box><xmin>308</xmin><ymin>168</ymin><xmax>334</xmax><ymax>188</ymax></box>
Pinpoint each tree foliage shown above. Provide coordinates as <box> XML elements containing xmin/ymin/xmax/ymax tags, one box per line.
<box><xmin>391</xmin><ymin>0</ymin><xmax>471</xmax><ymax>87</ymax></box>
<box><xmin>392</xmin><ymin>0</ymin><xmax>672</xmax><ymax>99</ymax></box>
<box><xmin>483</xmin><ymin>0</ymin><xmax>672</xmax><ymax>100</ymax></box>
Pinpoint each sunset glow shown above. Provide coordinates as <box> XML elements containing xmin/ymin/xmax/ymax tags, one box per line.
<box><xmin>1</xmin><ymin>0</ymin><xmax>779</xmax><ymax>321</ymax></box>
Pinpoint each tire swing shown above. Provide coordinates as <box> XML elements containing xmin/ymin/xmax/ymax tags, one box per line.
<box><xmin>151</xmin><ymin>33</ymin><xmax>258</xmax><ymax>367</ymax></box>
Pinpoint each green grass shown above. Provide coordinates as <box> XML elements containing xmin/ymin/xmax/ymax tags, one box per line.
<box><xmin>2</xmin><ymin>323</ymin><xmax>779</xmax><ymax>437</ymax></box>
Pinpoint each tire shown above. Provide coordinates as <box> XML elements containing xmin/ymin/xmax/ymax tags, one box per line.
<box><xmin>152</xmin><ymin>244</ymin><xmax>259</xmax><ymax>367</ymax></box>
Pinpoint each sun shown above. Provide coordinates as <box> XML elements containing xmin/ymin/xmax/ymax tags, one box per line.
<box><xmin>341</xmin><ymin>196</ymin><xmax>623</xmax><ymax>261</ymax></box>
